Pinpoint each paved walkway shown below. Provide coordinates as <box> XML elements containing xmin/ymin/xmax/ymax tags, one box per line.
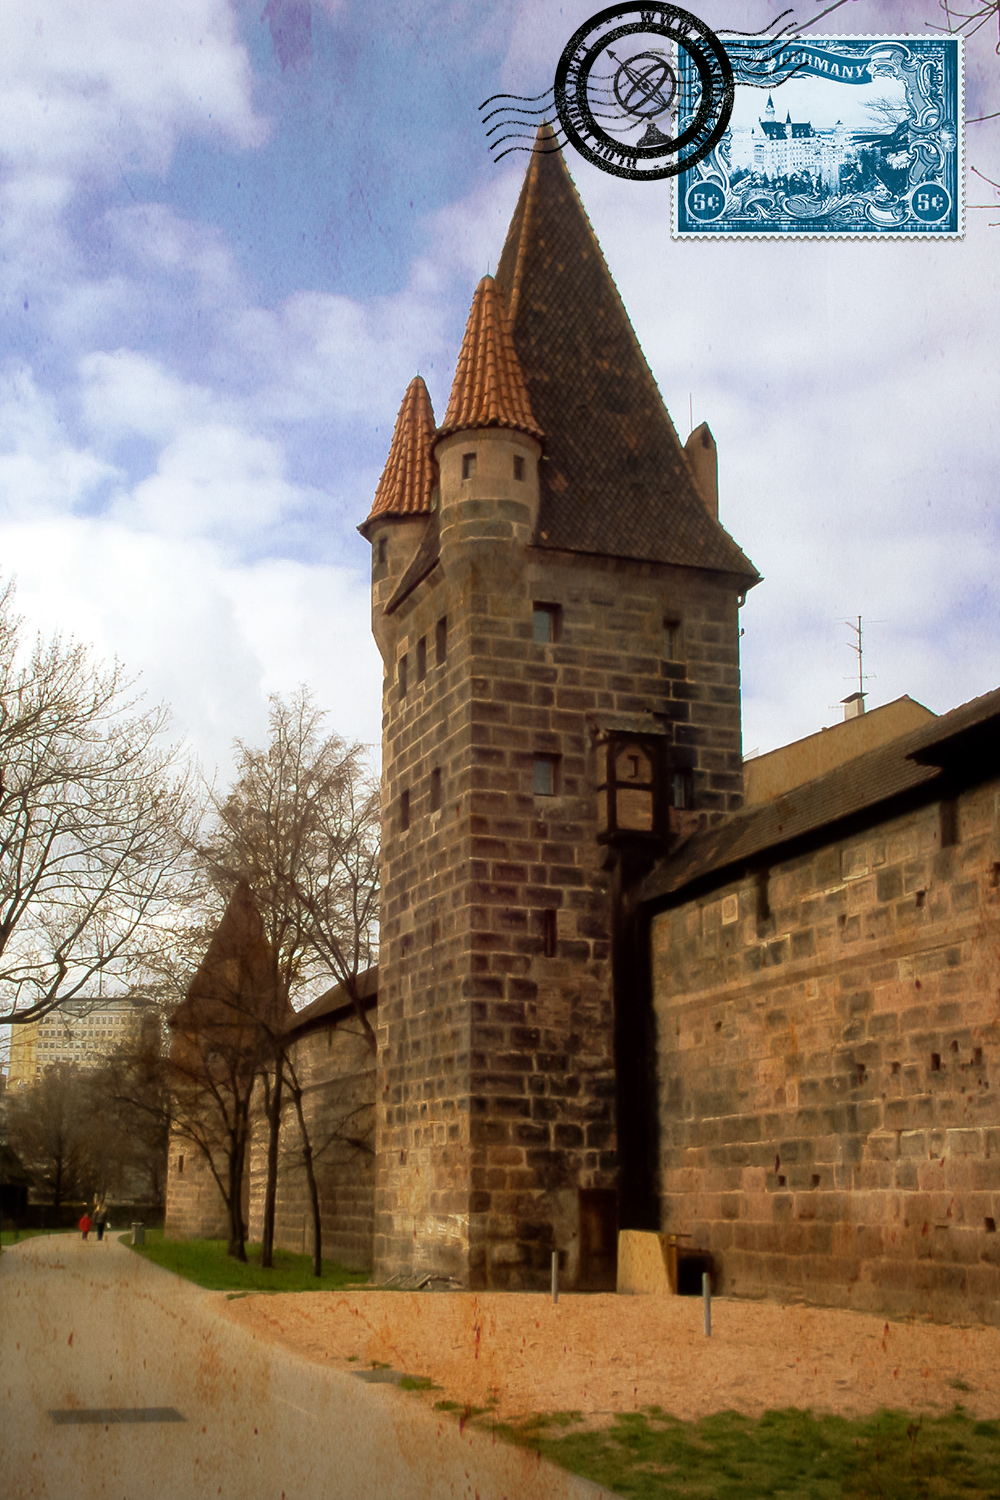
<box><xmin>0</xmin><ymin>1235</ymin><xmax>615</xmax><ymax>1500</ymax></box>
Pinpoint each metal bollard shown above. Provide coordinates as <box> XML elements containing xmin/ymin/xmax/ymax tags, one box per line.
<box><xmin>131</xmin><ymin>1222</ymin><xmax>145</xmax><ymax>1247</ymax></box>
<box><xmin>551</xmin><ymin>1250</ymin><xmax>559</xmax><ymax>1304</ymax></box>
<box><xmin>703</xmin><ymin>1270</ymin><xmax>711</xmax><ymax>1336</ymax></box>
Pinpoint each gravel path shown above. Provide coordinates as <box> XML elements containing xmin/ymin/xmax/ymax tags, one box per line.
<box><xmin>220</xmin><ymin>1288</ymin><xmax>1000</xmax><ymax>1428</ymax></box>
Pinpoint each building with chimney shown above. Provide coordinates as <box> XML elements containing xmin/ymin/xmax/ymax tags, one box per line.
<box><xmin>360</xmin><ymin>127</ymin><xmax>758</xmax><ymax>1290</ymax></box>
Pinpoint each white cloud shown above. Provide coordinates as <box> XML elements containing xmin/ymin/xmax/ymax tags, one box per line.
<box><xmin>0</xmin><ymin>516</ymin><xmax>383</xmax><ymax>782</ymax></box>
<box><xmin>0</xmin><ymin>368</ymin><xmax>119</xmax><ymax>518</ymax></box>
<box><xmin>123</xmin><ymin>423</ymin><xmax>304</xmax><ymax>540</ymax></box>
<box><xmin>0</xmin><ymin>0</ymin><xmax>264</xmax><ymax>184</ymax></box>
<box><xmin>80</xmin><ymin>350</ymin><xmax>216</xmax><ymax>443</ymax></box>
<box><xmin>232</xmin><ymin>284</ymin><xmax>453</xmax><ymax>425</ymax></box>
<box><xmin>106</xmin><ymin>203</ymin><xmax>242</xmax><ymax>296</ymax></box>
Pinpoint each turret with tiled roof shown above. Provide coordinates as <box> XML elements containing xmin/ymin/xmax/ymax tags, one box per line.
<box><xmin>495</xmin><ymin>122</ymin><xmax>757</xmax><ymax>583</ymax></box>
<box><xmin>438</xmin><ymin>276</ymin><xmax>542</xmax><ymax>442</ymax></box>
<box><xmin>361</xmin><ymin>374</ymin><xmax>440</xmax><ymax>643</ymax></box>
<box><xmin>361</xmin><ymin>374</ymin><xmax>437</xmax><ymax>533</ymax></box>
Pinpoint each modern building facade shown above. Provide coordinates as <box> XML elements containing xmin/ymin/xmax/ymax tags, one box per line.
<box><xmin>6</xmin><ymin>998</ymin><xmax>143</xmax><ymax>1087</ymax></box>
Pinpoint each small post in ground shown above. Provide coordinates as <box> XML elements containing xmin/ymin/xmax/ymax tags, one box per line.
<box><xmin>551</xmin><ymin>1250</ymin><xmax>559</xmax><ymax>1304</ymax></box>
<box><xmin>703</xmin><ymin>1271</ymin><xmax>711</xmax><ymax>1336</ymax></box>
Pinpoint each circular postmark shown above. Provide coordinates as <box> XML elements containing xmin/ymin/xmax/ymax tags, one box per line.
<box><xmin>554</xmin><ymin>4</ymin><xmax>734</xmax><ymax>181</ymax></box>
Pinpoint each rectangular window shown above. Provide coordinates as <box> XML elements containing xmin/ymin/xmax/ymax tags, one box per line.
<box><xmin>416</xmin><ymin>636</ymin><xmax>427</xmax><ymax>681</ymax></box>
<box><xmin>664</xmin><ymin>617</ymin><xmax>682</xmax><ymax>658</ymax></box>
<box><xmin>939</xmin><ymin>798</ymin><xmax>958</xmax><ymax>848</ymax></box>
<box><xmin>400</xmin><ymin>789</ymin><xmax>410</xmax><ymax>831</ymax></box>
<box><xmin>178</xmin><ymin>1155</ymin><xmax>184</xmax><ymax>1175</ymax></box>
<box><xmin>513</xmin><ymin>454</ymin><xmax>525</xmax><ymax>482</ymax></box>
<box><xmin>542</xmin><ymin>909</ymin><xmax>557</xmax><ymax>958</ymax></box>
<box><xmin>671</xmin><ymin>769</ymin><xmax>692</xmax><ymax>809</ymax></box>
<box><xmin>430</xmin><ymin>766</ymin><xmax>442</xmax><ymax>813</ymax></box>
<box><xmin>398</xmin><ymin>653</ymin><xmax>408</xmax><ymax>697</ymax></box>
<box><xmin>533</xmin><ymin>756</ymin><xmax>559</xmax><ymax>797</ymax></box>
<box><xmin>532</xmin><ymin>603</ymin><xmax>562</xmax><ymax>644</ymax></box>
<box><xmin>462</xmin><ymin>452</ymin><xmax>477</xmax><ymax>480</ymax></box>
<box><xmin>436</xmin><ymin>616</ymin><xmax>447</xmax><ymax>664</ymax></box>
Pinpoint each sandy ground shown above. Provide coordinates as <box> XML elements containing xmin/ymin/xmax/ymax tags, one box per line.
<box><xmin>219</xmin><ymin>1289</ymin><xmax>1000</xmax><ymax>1428</ymax></box>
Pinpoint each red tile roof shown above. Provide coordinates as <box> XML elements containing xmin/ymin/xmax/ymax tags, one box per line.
<box><xmin>438</xmin><ymin>276</ymin><xmax>542</xmax><ymax>442</ymax></box>
<box><xmin>364</xmin><ymin>375</ymin><xmax>437</xmax><ymax>528</ymax></box>
<box><xmin>495</xmin><ymin>124</ymin><xmax>758</xmax><ymax>581</ymax></box>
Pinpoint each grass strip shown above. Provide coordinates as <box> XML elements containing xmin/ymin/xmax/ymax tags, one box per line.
<box><xmin>121</xmin><ymin>1227</ymin><xmax>370</xmax><ymax>1293</ymax></box>
<box><xmin>488</xmin><ymin>1405</ymin><xmax>1000</xmax><ymax>1500</ymax></box>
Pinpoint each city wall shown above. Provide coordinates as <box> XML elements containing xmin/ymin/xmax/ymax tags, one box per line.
<box><xmin>653</xmin><ymin>778</ymin><xmax>1000</xmax><ymax>1324</ymax></box>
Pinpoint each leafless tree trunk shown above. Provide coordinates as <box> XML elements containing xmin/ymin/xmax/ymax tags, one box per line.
<box><xmin>199</xmin><ymin>689</ymin><xmax>380</xmax><ymax>1267</ymax></box>
<box><xmin>284</xmin><ymin>1052</ymin><xmax>323</xmax><ymax>1278</ymax></box>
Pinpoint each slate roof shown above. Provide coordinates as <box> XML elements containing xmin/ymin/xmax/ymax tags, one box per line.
<box><xmin>362</xmin><ymin>375</ymin><xmax>437</xmax><ymax>531</ymax></box>
<box><xmin>288</xmin><ymin>965</ymin><xmax>379</xmax><ymax>1039</ymax></box>
<box><xmin>641</xmin><ymin>687</ymin><xmax>1000</xmax><ymax>907</ymax></box>
<box><xmin>494</xmin><ymin>124</ymin><xmax>758</xmax><ymax>582</ymax></box>
<box><xmin>438</xmin><ymin>276</ymin><xmax>542</xmax><ymax>442</ymax></box>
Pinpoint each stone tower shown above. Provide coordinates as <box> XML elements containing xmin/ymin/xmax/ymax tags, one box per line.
<box><xmin>360</xmin><ymin>131</ymin><xmax>758</xmax><ymax>1290</ymax></box>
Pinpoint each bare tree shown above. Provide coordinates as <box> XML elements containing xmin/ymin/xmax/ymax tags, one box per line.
<box><xmin>0</xmin><ymin>579</ymin><xmax>198</xmax><ymax>1028</ymax></box>
<box><xmin>165</xmin><ymin>882</ymin><xmax>283</xmax><ymax>1261</ymax></box>
<box><xmin>204</xmin><ymin>689</ymin><xmax>379</xmax><ymax>1041</ymax></box>
<box><xmin>200</xmin><ymin>689</ymin><xmax>379</xmax><ymax>1267</ymax></box>
<box><xmin>5</xmin><ymin>1064</ymin><xmax>93</xmax><ymax>1210</ymax></box>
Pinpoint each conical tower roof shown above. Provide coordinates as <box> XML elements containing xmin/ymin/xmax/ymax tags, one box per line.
<box><xmin>494</xmin><ymin>124</ymin><xmax>758</xmax><ymax>582</ymax></box>
<box><xmin>438</xmin><ymin>276</ymin><xmax>542</xmax><ymax>441</ymax></box>
<box><xmin>171</xmin><ymin>881</ymin><xmax>287</xmax><ymax>1035</ymax></box>
<box><xmin>363</xmin><ymin>375</ymin><xmax>438</xmax><ymax>531</ymax></box>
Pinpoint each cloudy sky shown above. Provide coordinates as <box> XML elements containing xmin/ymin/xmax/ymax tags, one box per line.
<box><xmin>1</xmin><ymin>0</ymin><xmax>997</xmax><ymax>784</ymax></box>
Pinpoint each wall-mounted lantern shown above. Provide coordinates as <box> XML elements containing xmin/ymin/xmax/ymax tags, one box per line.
<box><xmin>596</xmin><ymin>734</ymin><xmax>664</xmax><ymax>843</ymax></box>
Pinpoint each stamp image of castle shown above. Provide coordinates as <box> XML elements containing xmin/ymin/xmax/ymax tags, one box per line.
<box><xmin>674</xmin><ymin>37</ymin><xmax>963</xmax><ymax>238</ymax></box>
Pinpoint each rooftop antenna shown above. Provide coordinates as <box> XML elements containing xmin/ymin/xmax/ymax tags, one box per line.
<box><xmin>847</xmin><ymin>614</ymin><xmax>866</xmax><ymax>698</ymax></box>
<box><xmin>839</xmin><ymin>615</ymin><xmax>880</xmax><ymax>720</ymax></box>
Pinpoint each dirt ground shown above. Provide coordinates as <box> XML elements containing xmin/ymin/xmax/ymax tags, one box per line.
<box><xmin>219</xmin><ymin>1289</ymin><xmax>1000</xmax><ymax>1427</ymax></box>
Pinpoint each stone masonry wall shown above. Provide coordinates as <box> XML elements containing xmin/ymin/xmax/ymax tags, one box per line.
<box><xmin>372</xmin><ymin>429</ymin><xmax>747</xmax><ymax>1288</ymax></box>
<box><xmin>163</xmin><ymin>1128</ymin><xmax>230</xmax><ymax>1241</ymax></box>
<box><xmin>248</xmin><ymin>1019</ymin><xmax>376</xmax><ymax>1270</ymax></box>
<box><xmin>652</xmin><ymin>778</ymin><xmax>1000</xmax><ymax>1324</ymax></box>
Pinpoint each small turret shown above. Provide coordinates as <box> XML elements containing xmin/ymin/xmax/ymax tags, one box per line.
<box><xmin>435</xmin><ymin>276</ymin><xmax>543</xmax><ymax>552</ymax></box>
<box><xmin>360</xmin><ymin>375</ymin><xmax>437</xmax><ymax>656</ymax></box>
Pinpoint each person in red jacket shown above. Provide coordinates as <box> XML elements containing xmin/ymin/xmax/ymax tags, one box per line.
<box><xmin>78</xmin><ymin>1213</ymin><xmax>92</xmax><ymax>1241</ymax></box>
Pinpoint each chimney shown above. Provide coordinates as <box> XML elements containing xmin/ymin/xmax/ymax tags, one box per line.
<box><xmin>684</xmin><ymin>422</ymin><xmax>718</xmax><ymax>519</ymax></box>
<box><xmin>841</xmin><ymin>692</ymin><xmax>866</xmax><ymax>721</ymax></box>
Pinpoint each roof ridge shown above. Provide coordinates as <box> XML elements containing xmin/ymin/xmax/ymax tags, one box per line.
<box><xmin>363</xmin><ymin>375</ymin><xmax>437</xmax><ymax>528</ymax></box>
<box><xmin>438</xmin><ymin>276</ymin><xmax>542</xmax><ymax>441</ymax></box>
<box><xmin>640</xmin><ymin>683</ymin><xmax>1000</xmax><ymax>906</ymax></box>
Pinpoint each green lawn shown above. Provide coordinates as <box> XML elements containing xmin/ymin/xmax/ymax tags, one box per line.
<box><xmin>122</xmin><ymin>1227</ymin><xmax>371</xmax><ymax>1294</ymax></box>
<box><xmin>485</xmin><ymin>1405</ymin><xmax>1000</xmax><ymax>1500</ymax></box>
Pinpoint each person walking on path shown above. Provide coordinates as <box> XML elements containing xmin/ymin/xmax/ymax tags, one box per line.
<box><xmin>78</xmin><ymin>1212</ymin><xmax>91</xmax><ymax>1241</ymax></box>
<box><xmin>94</xmin><ymin>1198</ymin><xmax>108</xmax><ymax>1242</ymax></box>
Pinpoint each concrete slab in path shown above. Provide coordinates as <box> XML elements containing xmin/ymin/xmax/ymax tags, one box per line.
<box><xmin>0</xmin><ymin>1235</ymin><xmax>619</xmax><ymax>1500</ymax></box>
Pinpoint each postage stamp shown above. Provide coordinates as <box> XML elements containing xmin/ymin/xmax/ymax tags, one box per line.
<box><xmin>673</xmin><ymin>36</ymin><xmax>963</xmax><ymax>239</ymax></box>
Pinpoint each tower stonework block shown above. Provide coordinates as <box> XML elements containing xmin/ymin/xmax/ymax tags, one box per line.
<box><xmin>362</xmin><ymin>133</ymin><xmax>758</xmax><ymax>1289</ymax></box>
